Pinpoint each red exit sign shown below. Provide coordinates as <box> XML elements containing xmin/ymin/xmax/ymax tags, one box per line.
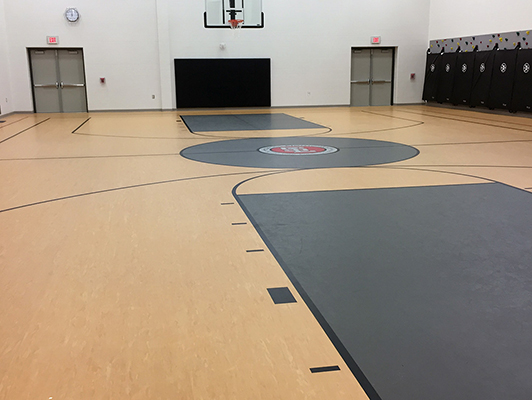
<box><xmin>371</xmin><ymin>36</ymin><xmax>381</xmax><ymax>44</ymax></box>
<box><xmin>47</xmin><ymin>36</ymin><xmax>59</xmax><ymax>45</ymax></box>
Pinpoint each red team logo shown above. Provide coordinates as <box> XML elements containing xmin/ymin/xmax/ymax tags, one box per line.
<box><xmin>258</xmin><ymin>145</ymin><xmax>338</xmax><ymax>155</ymax></box>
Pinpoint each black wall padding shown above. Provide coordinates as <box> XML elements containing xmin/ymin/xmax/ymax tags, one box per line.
<box><xmin>175</xmin><ymin>58</ymin><xmax>271</xmax><ymax>108</ymax></box>
<box><xmin>436</xmin><ymin>53</ymin><xmax>458</xmax><ymax>103</ymax></box>
<box><xmin>422</xmin><ymin>53</ymin><xmax>442</xmax><ymax>101</ymax></box>
<box><xmin>488</xmin><ymin>49</ymin><xmax>518</xmax><ymax>109</ymax></box>
<box><xmin>470</xmin><ymin>49</ymin><xmax>496</xmax><ymax>107</ymax></box>
<box><xmin>451</xmin><ymin>52</ymin><xmax>475</xmax><ymax>105</ymax></box>
<box><xmin>510</xmin><ymin>49</ymin><xmax>532</xmax><ymax>112</ymax></box>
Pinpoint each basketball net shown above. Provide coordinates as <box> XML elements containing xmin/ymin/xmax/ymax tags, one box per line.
<box><xmin>228</xmin><ymin>19</ymin><xmax>243</xmax><ymax>37</ymax></box>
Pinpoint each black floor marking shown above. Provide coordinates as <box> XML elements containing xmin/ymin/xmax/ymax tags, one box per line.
<box><xmin>397</xmin><ymin>108</ymin><xmax>532</xmax><ymax>133</ymax></box>
<box><xmin>72</xmin><ymin>117</ymin><xmax>91</xmax><ymax>134</ymax></box>
<box><xmin>0</xmin><ymin>153</ymin><xmax>182</xmax><ymax>161</ymax></box>
<box><xmin>419</xmin><ymin>104</ymin><xmax>532</xmax><ymax>126</ymax></box>
<box><xmin>361</xmin><ymin>110</ymin><xmax>425</xmax><ymax>124</ymax></box>
<box><xmin>0</xmin><ymin>171</ymin><xmax>260</xmax><ymax>214</ymax></box>
<box><xmin>246</xmin><ymin>249</ymin><xmax>264</xmax><ymax>253</ymax></box>
<box><xmin>0</xmin><ymin>120</ymin><xmax>5</xmax><ymax>123</ymax></box>
<box><xmin>267</xmin><ymin>287</ymin><xmax>297</xmax><ymax>304</ymax></box>
<box><xmin>310</xmin><ymin>366</ymin><xmax>341</xmax><ymax>373</ymax></box>
<box><xmin>232</xmin><ymin>222</ymin><xmax>247</xmax><ymax>225</ymax></box>
<box><xmin>0</xmin><ymin>116</ymin><xmax>29</xmax><ymax>129</ymax></box>
<box><xmin>221</xmin><ymin>202</ymin><xmax>235</xmax><ymax>205</ymax></box>
<box><xmin>0</xmin><ymin>118</ymin><xmax>50</xmax><ymax>145</ymax></box>
<box><xmin>413</xmin><ymin>138</ymin><xmax>532</xmax><ymax>147</ymax></box>
<box><xmin>72</xmin><ymin>131</ymin><xmax>202</xmax><ymax>140</ymax></box>
<box><xmin>397</xmin><ymin>164</ymin><xmax>532</xmax><ymax>169</ymax></box>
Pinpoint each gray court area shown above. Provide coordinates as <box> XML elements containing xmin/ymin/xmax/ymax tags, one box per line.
<box><xmin>181</xmin><ymin>137</ymin><xmax>418</xmax><ymax>169</ymax></box>
<box><xmin>237</xmin><ymin>182</ymin><xmax>532</xmax><ymax>400</ymax></box>
<box><xmin>180</xmin><ymin>113</ymin><xmax>326</xmax><ymax>132</ymax></box>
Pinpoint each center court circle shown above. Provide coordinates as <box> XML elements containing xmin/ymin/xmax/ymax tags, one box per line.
<box><xmin>258</xmin><ymin>145</ymin><xmax>338</xmax><ymax>155</ymax></box>
<box><xmin>181</xmin><ymin>137</ymin><xmax>419</xmax><ymax>169</ymax></box>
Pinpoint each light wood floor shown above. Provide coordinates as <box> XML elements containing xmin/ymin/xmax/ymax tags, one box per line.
<box><xmin>1</xmin><ymin>105</ymin><xmax>532</xmax><ymax>399</ymax></box>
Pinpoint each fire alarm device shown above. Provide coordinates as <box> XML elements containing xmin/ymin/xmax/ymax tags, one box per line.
<box><xmin>65</xmin><ymin>8</ymin><xmax>80</xmax><ymax>23</ymax></box>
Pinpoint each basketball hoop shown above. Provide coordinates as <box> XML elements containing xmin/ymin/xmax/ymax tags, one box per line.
<box><xmin>228</xmin><ymin>19</ymin><xmax>244</xmax><ymax>30</ymax></box>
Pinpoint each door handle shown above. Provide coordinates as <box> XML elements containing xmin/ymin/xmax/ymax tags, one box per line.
<box><xmin>61</xmin><ymin>83</ymin><xmax>85</xmax><ymax>88</ymax></box>
<box><xmin>34</xmin><ymin>83</ymin><xmax>59</xmax><ymax>88</ymax></box>
<box><xmin>351</xmin><ymin>80</ymin><xmax>370</xmax><ymax>84</ymax></box>
<box><xmin>371</xmin><ymin>80</ymin><xmax>392</xmax><ymax>84</ymax></box>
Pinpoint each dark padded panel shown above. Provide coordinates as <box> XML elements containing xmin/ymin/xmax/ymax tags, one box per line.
<box><xmin>181</xmin><ymin>137</ymin><xmax>419</xmax><ymax>169</ymax></box>
<box><xmin>175</xmin><ymin>58</ymin><xmax>271</xmax><ymax>108</ymax></box>
<box><xmin>180</xmin><ymin>113</ymin><xmax>326</xmax><ymax>132</ymax></box>
<box><xmin>510</xmin><ymin>49</ymin><xmax>532</xmax><ymax>112</ymax></box>
<box><xmin>422</xmin><ymin>53</ymin><xmax>442</xmax><ymax>101</ymax></box>
<box><xmin>436</xmin><ymin>52</ymin><xmax>458</xmax><ymax>103</ymax></box>
<box><xmin>470</xmin><ymin>49</ymin><xmax>496</xmax><ymax>107</ymax></box>
<box><xmin>238</xmin><ymin>183</ymin><xmax>532</xmax><ymax>400</ymax></box>
<box><xmin>488</xmin><ymin>49</ymin><xmax>518</xmax><ymax>109</ymax></box>
<box><xmin>451</xmin><ymin>52</ymin><xmax>475</xmax><ymax>105</ymax></box>
<box><xmin>267</xmin><ymin>287</ymin><xmax>297</xmax><ymax>304</ymax></box>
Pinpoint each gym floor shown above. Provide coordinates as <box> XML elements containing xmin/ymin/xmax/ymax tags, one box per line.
<box><xmin>1</xmin><ymin>105</ymin><xmax>532</xmax><ymax>399</ymax></box>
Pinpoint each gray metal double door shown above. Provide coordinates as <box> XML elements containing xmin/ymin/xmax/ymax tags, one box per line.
<box><xmin>350</xmin><ymin>48</ymin><xmax>394</xmax><ymax>106</ymax></box>
<box><xmin>29</xmin><ymin>49</ymin><xmax>87</xmax><ymax>113</ymax></box>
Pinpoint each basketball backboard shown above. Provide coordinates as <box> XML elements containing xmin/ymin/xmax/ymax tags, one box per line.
<box><xmin>204</xmin><ymin>0</ymin><xmax>264</xmax><ymax>28</ymax></box>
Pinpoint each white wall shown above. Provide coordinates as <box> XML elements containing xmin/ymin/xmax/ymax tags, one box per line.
<box><xmin>3</xmin><ymin>0</ymin><xmax>431</xmax><ymax>111</ymax></box>
<box><xmin>0</xmin><ymin>0</ymin><xmax>13</xmax><ymax>115</ymax></box>
<box><xmin>3</xmin><ymin>0</ymin><xmax>162</xmax><ymax>112</ymax></box>
<box><xmin>169</xmin><ymin>0</ymin><xmax>430</xmax><ymax>106</ymax></box>
<box><xmin>429</xmin><ymin>0</ymin><xmax>532</xmax><ymax>40</ymax></box>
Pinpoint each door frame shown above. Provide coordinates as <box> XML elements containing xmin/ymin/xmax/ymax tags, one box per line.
<box><xmin>350</xmin><ymin>46</ymin><xmax>396</xmax><ymax>106</ymax></box>
<box><xmin>27</xmin><ymin>47</ymin><xmax>88</xmax><ymax>113</ymax></box>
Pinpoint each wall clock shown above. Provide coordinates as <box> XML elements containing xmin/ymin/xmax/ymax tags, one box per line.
<box><xmin>65</xmin><ymin>8</ymin><xmax>80</xmax><ymax>23</ymax></box>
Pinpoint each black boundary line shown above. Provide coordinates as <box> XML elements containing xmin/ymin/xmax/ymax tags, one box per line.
<box><xmin>72</xmin><ymin>131</ymin><xmax>206</xmax><ymax>140</ymax></box>
<box><xmin>0</xmin><ymin>116</ymin><xmax>30</xmax><ymax>129</ymax></box>
<box><xmin>412</xmin><ymin>138</ymin><xmax>532</xmax><ymax>147</ymax></box>
<box><xmin>245</xmin><ymin>249</ymin><xmax>264</xmax><ymax>253</ymax></box>
<box><xmin>361</xmin><ymin>109</ymin><xmax>425</xmax><ymax>124</ymax></box>
<box><xmin>221</xmin><ymin>202</ymin><xmax>235</xmax><ymax>205</ymax></box>
<box><xmin>0</xmin><ymin>118</ymin><xmax>50</xmax><ymax>145</ymax></box>
<box><xmin>0</xmin><ymin>171</ymin><xmax>260</xmax><ymax>214</ymax></box>
<box><xmin>412</xmin><ymin>105</ymin><xmax>532</xmax><ymax>128</ymax></box>
<box><xmin>395</xmin><ymin>108</ymin><xmax>532</xmax><ymax>133</ymax></box>
<box><xmin>232</xmin><ymin>222</ymin><xmax>247</xmax><ymax>225</ymax></box>
<box><xmin>0</xmin><ymin>153</ymin><xmax>183</xmax><ymax>161</ymax></box>
<box><xmin>375</xmin><ymin>165</ymin><xmax>532</xmax><ymax>197</ymax></box>
<box><xmin>396</xmin><ymin>164</ymin><xmax>532</xmax><ymax>169</ymax></box>
<box><xmin>72</xmin><ymin>117</ymin><xmax>91</xmax><ymax>134</ymax></box>
<box><xmin>337</xmin><ymin>122</ymin><xmax>424</xmax><ymax>136</ymax></box>
<box><xmin>232</xmin><ymin>172</ymin><xmax>383</xmax><ymax>400</ymax></box>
